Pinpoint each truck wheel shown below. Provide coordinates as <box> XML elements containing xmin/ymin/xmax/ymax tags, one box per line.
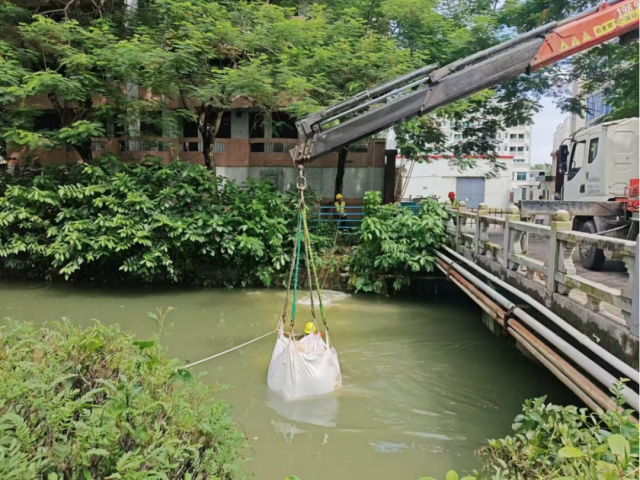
<box><xmin>579</xmin><ymin>220</ymin><xmax>606</xmax><ymax>271</ymax></box>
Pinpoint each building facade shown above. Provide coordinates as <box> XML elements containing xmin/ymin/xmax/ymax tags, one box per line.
<box><xmin>7</xmin><ymin>93</ymin><xmax>387</xmax><ymax>202</ymax></box>
<box><xmin>399</xmin><ymin>156</ymin><xmax>515</xmax><ymax>209</ymax></box>
<box><xmin>436</xmin><ymin>119</ymin><xmax>534</xmax><ymax>192</ymax></box>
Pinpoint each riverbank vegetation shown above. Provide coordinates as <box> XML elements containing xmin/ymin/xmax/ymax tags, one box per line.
<box><xmin>422</xmin><ymin>383</ymin><xmax>639</xmax><ymax>479</ymax></box>
<box><xmin>0</xmin><ymin>158</ymin><xmax>317</xmax><ymax>286</ymax></box>
<box><xmin>0</xmin><ymin>320</ymin><xmax>245</xmax><ymax>478</ymax></box>
<box><xmin>350</xmin><ymin>191</ymin><xmax>448</xmax><ymax>294</ymax></box>
<box><xmin>0</xmin><ymin>160</ymin><xmax>450</xmax><ymax>289</ymax></box>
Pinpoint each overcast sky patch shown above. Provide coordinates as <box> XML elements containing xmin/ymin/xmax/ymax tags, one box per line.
<box><xmin>530</xmin><ymin>96</ymin><xmax>567</xmax><ymax>165</ymax></box>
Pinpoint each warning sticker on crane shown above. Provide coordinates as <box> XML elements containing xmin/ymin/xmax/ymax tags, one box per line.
<box><xmin>560</xmin><ymin>36</ymin><xmax>584</xmax><ymax>51</ymax></box>
<box><xmin>594</xmin><ymin>19</ymin><xmax>618</xmax><ymax>36</ymax></box>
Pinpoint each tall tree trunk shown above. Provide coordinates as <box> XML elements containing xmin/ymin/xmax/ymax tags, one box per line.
<box><xmin>201</xmin><ymin>127</ymin><xmax>216</xmax><ymax>172</ymax></box>
<box><xmin>334</xmin><ymin>146</ymin><xmax>348</xmax><ymax>198</ymax></box>
<box><xmin>199</xmin><ymin>108</ymin><xmax>222</xmax><ymax>174</ymax></box>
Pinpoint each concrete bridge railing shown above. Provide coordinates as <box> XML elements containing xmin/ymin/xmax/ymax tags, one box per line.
<box><xmin>444</xmin><ymin>202</ymin><xmax>639</xmax><ymax>336</ymax></box>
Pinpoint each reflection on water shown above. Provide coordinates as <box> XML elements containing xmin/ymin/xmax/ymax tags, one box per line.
<box><xmin>266</xmin><ymin>390</ymin><xmax>341</xmax><ymax>428</ymax></box>
<box><xmin>0</xmin><ymin>282</ymin><xmax>574</xmax><ymax>480</ymax></box>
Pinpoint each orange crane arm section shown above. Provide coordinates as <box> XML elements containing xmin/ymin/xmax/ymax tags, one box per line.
<box><xmin>532</xmin><ymin>0</ymin><xmax>639</xmax><ymax>70</ymax></box>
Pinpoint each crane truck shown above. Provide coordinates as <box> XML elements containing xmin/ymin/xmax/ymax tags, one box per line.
<box><xmin>521</xmin><ymin>117</ymin><xmax>639</xmax><ymax>270</ymax></box>
<box><xmin>293</xmin><ymin>0</ymin><xmax>639</xmax><ymax>271</ymax></box>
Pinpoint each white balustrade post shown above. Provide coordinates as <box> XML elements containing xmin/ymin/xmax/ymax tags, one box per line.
<box><xmin>455</xmin><ymin>201</ymin><xmax>466</xmax><ymax>246</ymax></box>
<box><xmin>503</xmin><ymin>205</ymin><xmax>521</xmax><ymax>270</ymax></box>
<box><xmin>475</xmin><ymin>202</ymin><xmax>489</xmax><ymax>257</ymax></box>
<box><xmin>547</xmin><ymin>210</ymin><xmax>573</xmax><ymax>295</ymax></box>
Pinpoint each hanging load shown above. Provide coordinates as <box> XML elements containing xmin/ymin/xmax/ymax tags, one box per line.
<box><xmin>267</xmin><ymin>167</ymin><xmax>342</xmax><ymax>399</ymax></box>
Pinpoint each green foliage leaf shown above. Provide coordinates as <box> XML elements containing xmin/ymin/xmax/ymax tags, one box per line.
<box><xmin>132</xmin><ymin>340</ymin><xmax>155</xmax><ymax>350</ymax></box>
<box><xmin>558</xmin><ymin>446</ymin><xmax>584</xmax><ymax>458</ymax></box>
<box><xmin>172</xmin><ymin>368</ymin><xmax>194</xmax><ymax>384</ymax></box>
<box><xmin>607</xmin><ymin>433</ymin><xmax>630</xmax><ymax>459</ymax></box>
<box><xmin>445</xmin><ymin>471</ymin><xmax>459</xmax><ymax>480</ymax></box>
<box><xmin>82</xmin><ymin>336</ymin><xmax>104</xmax><ymax>352</ymax></box>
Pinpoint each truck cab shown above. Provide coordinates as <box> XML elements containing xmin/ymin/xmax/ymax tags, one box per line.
<box><xmin>560</xmin><ymin>118</ymin><xmax>639</xmax><ymax>202</ymax></box>
<box><xmin>553</xmin><ymin>117</ymin><xmax>639</xmax><ymax>270</ymax></box>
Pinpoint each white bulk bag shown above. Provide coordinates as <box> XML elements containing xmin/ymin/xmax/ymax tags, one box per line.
<box><xmin>267</xmin><ymin>324</ymin><xmax>342</xmax><ymax>399</ymax></box>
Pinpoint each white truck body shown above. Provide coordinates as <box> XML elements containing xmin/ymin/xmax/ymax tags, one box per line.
<box><xmin>522</xmin><ymin>118</ymin><xmax>638</xmax><ymax>271</ymax></box>
<box><xmin>564</xmin><ymin>118</ymin><xmax>639</xmax><ymax>202</ymax></box>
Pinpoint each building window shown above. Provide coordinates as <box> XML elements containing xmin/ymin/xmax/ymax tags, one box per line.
<box><xmin>216</xmin><ymin>112</ymin><xmax>232</xmax><ymax>138</ymax></box>
<box><xmin>272</xmin><ymin>112</ymin><xmax>298</xmax><ymax>138</ymax></box>
<box><xmin>586</xmin><ymin>91</ymin><xmax>611</xmax><ymax>123</ymax></box>
<box><xmin>182</xmin><ymin>118</ymin><xmax>199</xmax><ymax>138</ymax></box>
<box><xmin>514</xmin><ymin>158</ymin><xmax>525</xmax><ymax>163</ymax></box>
<box><xmin>509</xmin><ymin>133</ymin><xmax>517</xmax><ymax>140</ymax></box>
<box><xmin>509</xmin><ymin>146</ymin><xmax>516</xmax><ymax>152</ymax></box>
<box><xmin>517</xmin><ymin>146</ymin><xmax>524</xmax><ymax>152</ymax></box>
<box><xmin>34</xmin><ymin>111</ymin><xmax>62</xmax><ymax>131</ymax></box>
<box><xmin>516</xmin><ymin>172</ymin><xmax>527</xmax><ymax>181</ymax></box>
<box><xmin>518</xmin><ymin>134</ymin><xmax>525</xmax><ymax>140</ymax></box>
<box><xmin>140</xmin><ymin>112</ymin><xmax>163</xmax><ymax>137</ymax></box>
<box><xmin>453</xmin><ymin>133</ymin><xmax>462</xmax><ymax>140</ymax></box>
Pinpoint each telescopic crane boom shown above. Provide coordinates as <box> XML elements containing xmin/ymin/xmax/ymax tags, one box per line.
<box><xmin>295</xmin><ymin>0</ymin><xmax>639</xmax><ymax>163</ymax></box>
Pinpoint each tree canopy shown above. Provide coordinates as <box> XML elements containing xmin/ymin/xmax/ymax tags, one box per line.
<box><xmin>0</xmin><ymin>0</ymin><xmax>415</xmax><ymax>170</ymax></box>
<box><xmin>0</xmin><ymin>0</ymin><xmax>635</xmax><ymax>170</ymax></box>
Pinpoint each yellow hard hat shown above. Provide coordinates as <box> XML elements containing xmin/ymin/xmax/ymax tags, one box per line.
<box><xmin>304</xmin><ymin>322</ymin><xmax>317</xmax><ymax>334</ymax></box>
<box><xmin>336</xmin><ymin>193</ymin><xmax>344</xmax><ymax>199</ymax></box>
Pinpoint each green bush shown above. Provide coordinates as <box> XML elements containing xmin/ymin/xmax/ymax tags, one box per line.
<box><xmin>349</xmin><ymin>191</ymin><xmax>448</xmax><ymax>294</ymax></box>
<box><xmin>0</xmin><ymin>157</ymin><xmax>324</xmax><ymax>286</ymax></box>
<box><xmin>421</xmin><ymin>384</ymin><xmax>639</xmax><ymax>479</ymax></box>
<box><xmin>0</xmin><ymin>320</ymin><xmax>245</xmax><ymax>478</ymax></box>
<box><xmin>477</xmin><ymin>387</ymin><xmax>639</xmax><ymax>479</ymax></box>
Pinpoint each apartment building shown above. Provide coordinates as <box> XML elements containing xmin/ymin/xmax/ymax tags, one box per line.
<box><xmin>440</xmin><ymin>119</ymin><xmax>534</xmax><ymax>195</ymax></box>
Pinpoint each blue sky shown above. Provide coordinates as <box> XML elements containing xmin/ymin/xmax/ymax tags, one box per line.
<box><xmin>530</xmin><ymin>96</ymin><xmax>567</xmax><ymax>166</ymax></box>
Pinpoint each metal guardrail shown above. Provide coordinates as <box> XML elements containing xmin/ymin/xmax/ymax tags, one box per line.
<box><xmin>311</xmin><ymin>203</ymin><xmax>421</xmax><ymax>230</ymax></box>
<box><xmin>444</xmin><ymin>202</ymin><xmax>638</xmax><ymax>335</ymax></box>
<box><xmin>311</xmin><ymin>206</ymin><xmax>364</xmax><ymax>230</ymax></box>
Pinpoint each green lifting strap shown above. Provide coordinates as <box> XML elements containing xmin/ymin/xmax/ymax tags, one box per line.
<box><xmin>301</xmin><ymin>206</ymin><xmax>327</xmax><ymax>327</ymax></box>
<box><xmin>290</xmin><ymin>212</ymin><xmax>303</xmax><ymax>326</ymax></box>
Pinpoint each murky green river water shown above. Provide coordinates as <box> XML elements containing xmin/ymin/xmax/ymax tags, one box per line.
<box><xmin>0</xmin><ymin>282</ymin><xmax>573</xmax><ymax>479</ymax></box>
